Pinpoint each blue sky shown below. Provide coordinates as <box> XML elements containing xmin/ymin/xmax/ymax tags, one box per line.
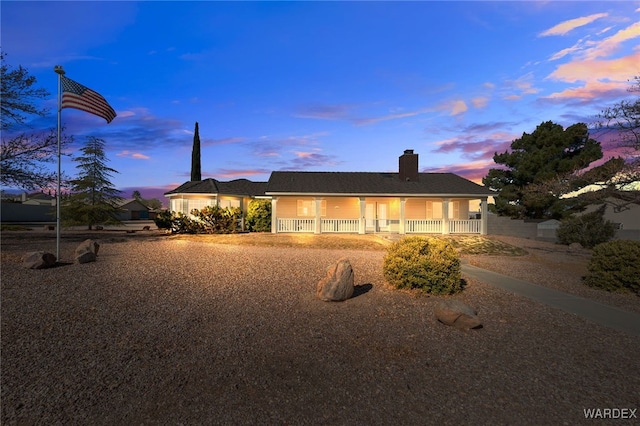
<box><xmin>2</xmin><ymin>1</ymin><xmax>639</xmax><ymax>203</ymax></box>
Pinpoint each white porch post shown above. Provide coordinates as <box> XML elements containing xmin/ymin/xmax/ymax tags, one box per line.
<box><xmin>442</xmin><ymin>198</ymin><xmax>450</xmax><ymax>234</ymax></box>
<box><xmin>359</xmin><ymin>197</ymin><xmax>366</xmax><ymax>234</ymax></box>
<box><xmin>271</xmin><ymin>197</ymin><xmax>278</xmax><ymax>233</ymax></box>
<box><xmin>480</xmin><ymin>198</ymin><xmax>488</xmax><ymax>235</ymax></box>
<box><xmin>399</xmin><ymin>198</ymin><xmax>406</xmax><ymax>235</ymax></box>
<box><xmin>314</xmin><ymin>198</ymin><xmax>322</xmax><ymax>234</ymax></box>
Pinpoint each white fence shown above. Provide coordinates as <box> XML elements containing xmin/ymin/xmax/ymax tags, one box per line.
<box><xmin>277</xmin><ymin>218</ymin><xmax>482</xmax><ymax>234</ymax></box>
<box><xmin>449</xmin><ymin>220</ymin><xmax>481</xmax><ymax>234</ymax></box>
<box><xmin>321</xmin><ymin>219</ymin><xmax>360</xmax><ymax>233</ymax></box>
<box><xmin>405</xmin><ymin>219</ymin><xmax>442</xmax><ymax>233</ymax></box>
<box><xmin>277</xmin><ymin>218</ymin><xmax>315</xmax><ymax>233</ymax></box>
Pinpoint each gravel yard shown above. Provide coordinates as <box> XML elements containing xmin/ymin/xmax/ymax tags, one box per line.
<box><xmin>2</xmin><ymin>232</ymin><xmax>639</xmax><ymax>425</ymax></box>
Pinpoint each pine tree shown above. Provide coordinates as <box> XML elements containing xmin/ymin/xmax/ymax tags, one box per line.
<box><xmin>191</xmin><ymin>121</ymin><xmax>201</xmax><ymax>181</ymax></box>
<box><xmin>61</xmin><ymin>136</ymin><xmax>123</xmax><ymax>230</ymax></box>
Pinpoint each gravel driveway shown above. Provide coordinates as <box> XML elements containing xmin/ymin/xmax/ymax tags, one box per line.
<box><xmin>2</xmin><ymin>233</ymin><xmax>639</xmax><ymax>425</ymax></box>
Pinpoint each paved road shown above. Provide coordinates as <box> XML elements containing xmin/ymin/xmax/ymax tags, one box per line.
<box><xmin>461</xmin><ymin>263</ymin><xmax>640</xmax><ymax>337</ymax></box>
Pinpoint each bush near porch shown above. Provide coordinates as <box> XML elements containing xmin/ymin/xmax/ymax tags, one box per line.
<box><xmin>383</xmin><ymin>236</ymin><xmax>462</xmax><ymax>295</ymax></box>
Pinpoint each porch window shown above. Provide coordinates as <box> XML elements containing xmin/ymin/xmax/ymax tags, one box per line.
<box><xmin>297</xmin><ymin>200</ymin><xmax>327</xmax><ymax>217</ymax></box>
<box><xmin>425</xmin><ymin>201</ymin><xmax>443</xmax><ymax>219</ymax></box>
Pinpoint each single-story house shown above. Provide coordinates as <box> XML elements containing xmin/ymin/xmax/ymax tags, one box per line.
<box><xmin>115</xmin><ymin>198</ymin><xmax>151</xmax><ymax>221</ymax></box>
<box><xmin>164</xmin><ymin>150</ymin><xmax>494</xmax><ymax>235</ymax></box>
<box><xmin>164</xmin><ymin>178</ymin><xmax>269</xmax><ymax>228</ymax></box>
<box><xmin>266</xmin><ymin>150</ymin><xmax>494</xmax><ymax>235</ymax></box>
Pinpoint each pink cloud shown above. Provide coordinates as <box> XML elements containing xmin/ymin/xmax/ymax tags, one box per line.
<box><xmin>116</xmin><ymin>150</ymin><xmax>150</xmax><ymax>160</ymax></box>
<box><xmin>209</xmin><ymin>168</ymin><xmax>272</xmax><ymax>180</ymax></box>
<box><xmin>583</xmin><ymin>21</ymin><xmax>640</xmax><ymax>60</ymax></box>
<box><xmin>538</xmin><ymin>13</ymin><xmax>608</xmax><ymax>37</ymax></box>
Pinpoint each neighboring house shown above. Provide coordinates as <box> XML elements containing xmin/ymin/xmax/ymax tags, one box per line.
<box><xmin>115</xmin><ymin>198</ymin><xmax>151</xmax><ymax>221</ymax></box>
<box><xmin>582</xmin><ymin>198</ymin><xmax>640</xmax><ymax>240</ymax></box>
<box><xmin>265</xmin><ymin>150</ymin><xmax>494</xmax><ymax>235</ymax></box>
<box><xmin>21</xmin><ymin>192</ymin><xmax>56</xmax><ymax>206</ymax></box>
<box><xmin>164</xmin><ymin>178</ymin><xmax>269</xmax><ymax>225</ymax></box>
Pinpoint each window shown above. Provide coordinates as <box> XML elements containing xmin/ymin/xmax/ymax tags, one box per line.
<box><xmin>219</xmin><ymin>198</ymin><xmax>241</xmax><ymax>209</ymax></box>
<box><xmin>426</xmin><ymin>201</ymin><xmax>443</xmax><ymax>219</ymax></box>
<box><xmin>297</xmin><ymin>199</ymin><xmax>327</xmax><ymax>217</ymax></box>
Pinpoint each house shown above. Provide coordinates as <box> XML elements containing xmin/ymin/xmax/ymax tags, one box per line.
<box><xmin>582</xmin><ymin>197</ymin><xmax>640</xmax><ymax>240</ymax></box>
<box><xmin>115</xmin><ymin>198</ymin><xmax>152</xmax><ymax>221</ymax></box>
<box><xmin>21</xmin><ymin>192</ymin><xmax>56</xmax><ymax>206</ymax></box>
<box><xmin>265</xmin><ymin>150</ymin><xmax>494</xmax><ymax>235</ymax></box>
<box><xmin>164</xmin><ymin>178</ymin><xmax>269</xmax><ymax>227</ymax></box>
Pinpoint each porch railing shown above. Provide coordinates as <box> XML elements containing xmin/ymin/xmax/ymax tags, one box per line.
<box><xmin>449</xmin><ymin>219</ymin><xmax>481</xmax><ymax>234</ymax></box>
<box><xmin>277</xmin><ymin>218</ymin><xmax>315</xmax><ymax>233</ymax></box>
<box><xmin>405</xmin><ymin>219</ymin><xmax>442</xmax><ymax>233</ymax></box>
<box><xmin>321</xmin><ymin>219</ymin><xmax>360</xmax><ymax>233</ymax></box>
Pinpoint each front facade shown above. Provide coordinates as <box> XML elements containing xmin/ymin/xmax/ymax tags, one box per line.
<box><xmin>265</xmin><ymin>150</ymin><xmax>494</xmax><ymax>235</ymax></box>
<box><xmin>163</xmin><ymin>151</ymin><xmax>495</xmax><ymax>236</ymax></box>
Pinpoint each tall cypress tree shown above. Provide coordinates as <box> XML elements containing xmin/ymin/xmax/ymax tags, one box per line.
<box><xmin>191</xmin><ymin>121</ymin><xmax>202</xmax><ymax>181</ymax></box>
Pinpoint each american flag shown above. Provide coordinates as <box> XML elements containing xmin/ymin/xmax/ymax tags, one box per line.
<box><xmin>61</xmin><ymin>76</ymin><xmax>117</xmax><ymax>123</ymax></box>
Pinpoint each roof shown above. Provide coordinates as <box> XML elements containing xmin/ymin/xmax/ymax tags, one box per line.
<box><xmin>116</xmin><ymin>198</ymin><xmax>150</xmax><ymax>210</ymax></box>
<box><xmin>265</xmin><ymin>171</ymin><xmax>494</xmax><ymax>197</ymax></box>
<box><xmin>164</xmin><ymin>178</ymin><xmax>268</xmax><ymax>197</ymax></box>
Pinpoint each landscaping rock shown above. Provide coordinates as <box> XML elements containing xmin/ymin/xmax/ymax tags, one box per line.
<box><xmin>317</xmin><ymin>258</ymin><xmax>354</xmax><ymax>302</ymax></box>
<box><xmin>74</xmin><ymin>239</ymin><xmax>100</xmax><ymax>264</ymax></box>
<box><xmin>434</xmin><ymin>300</ymin><xmax>482</xmax><ymax>329</ymax></box>
<box><xmin>23</xmin><ymin>251</ymin><xmax>57</xmax><ymax>269</ymax></box>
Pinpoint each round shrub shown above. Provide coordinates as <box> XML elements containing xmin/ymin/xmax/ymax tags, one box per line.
<box><xmin>556</xmin><ymin>208</ymin><xmax>616</xmax><ymax>249</ymax></box>
<box><xmin>383</xmin><ymin>236</ymin><xmax>462</xmax><ymax>295</ymax></box>
<box><xmin>246</xmin><ymin>199</ymin><xmax>272</xmax><ymax>232</ymax></box>
<box><xmin>584</xmin><ymin>240</ymin><xmax>640</xmax><ymax>294</ymax></box>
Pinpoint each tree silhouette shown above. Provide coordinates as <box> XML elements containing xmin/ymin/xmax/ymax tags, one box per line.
<box><xmin>61</xmin><ymin>136</ymin><xmax>123</xmax><ymax>230</ymax></box>
<box><xmin>191</xmin><ymin>121</ymin><xmax>201</xmax><ymax>181</ymax></box>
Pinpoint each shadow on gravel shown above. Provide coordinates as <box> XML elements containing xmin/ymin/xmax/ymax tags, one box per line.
<box><xmin>352</xmin><ymin>283</ymin><xmax>373</xmax><ymax>298</ymax></box>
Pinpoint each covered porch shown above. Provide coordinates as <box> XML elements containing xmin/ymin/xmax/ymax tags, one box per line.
<box><xmin>271</xmin><ymin>196</ymin><xmax>488</xmax><ymax>235</ymax></box>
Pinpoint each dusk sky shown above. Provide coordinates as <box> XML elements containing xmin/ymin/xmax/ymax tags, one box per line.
<box><xmin>2</xmin><ymin>1</ymin><xmax>639</xmax><ymax>204</ymax></box>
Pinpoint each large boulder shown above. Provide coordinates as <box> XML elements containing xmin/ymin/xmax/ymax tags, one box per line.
<box><xmin>434</xmin><ymin>300</ymin><xmax>482</xmax><ymax>329</ymax></box>
<box><xmin>23</xmin><ymin>251</ymin><xmax>57</xmax><ymax>269</ymax></box>
<box><xmin>317</xmin><ymin>258</ymin><xmax>354</xmax><ymax>302</ymax></box>
<box><xmin>75</xmin><ymin>239</ymin><xmax>100</xmax><ymax>264</ymax></box>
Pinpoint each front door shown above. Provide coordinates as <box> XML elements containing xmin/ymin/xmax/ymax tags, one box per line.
<box><xmin>365</xmin><ymin>202</ymin><xmax>388</xmax><ymax>232</ymax></box>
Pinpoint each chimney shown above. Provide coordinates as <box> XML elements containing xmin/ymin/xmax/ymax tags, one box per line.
<box><xmin>399</xmin><ymin>149</ymin><xmax>419</xmax><ymax>182</ymax></box>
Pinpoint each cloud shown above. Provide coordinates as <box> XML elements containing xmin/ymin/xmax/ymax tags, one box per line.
<box><xmin>424</xmin><ymin>160</ymin><xmax>497</xmax><ymax>184</ymax></box>
<box><xmin>116</xmin><ymin>150</ymin><xmax>150</xmax><ymax>160</ymax></box>
<box><xmin>201</xmin><ymin>137</ymin><xmax>246</xmax><ymax>147</ymax></box>
<box><xmin>471</xmin><ymin>97</ymin><xmax>489</xmax><ymax>109</ymax></box>
<box><xmin>352</xmin><ymin>108</ymin><xmax>431</xmax><ymax>125</ymax></box>
<box><xmin>294</xmin><ymin>104</ymin><xmax>352</xmax><ymax>120</ymax></box>
<box><xmin>539</xmin><ymin>13</ymin><xmax>608</xmax><ymax>37</ymax></box>
<box><xmin>502</xmin><ymin>74</ymin><xmax>540</xmax><ymax>100</ymax></box>
<box><xmin>207</xmin><ymin>168</ymin><xmax>272</xmax><ymax>180</ymax></box>
<box><xmin>583</xmin><ymin>21</ymin><xmax>640</xmax><ymax>60</ymax></box>
<box><xmin>545</xmin><ymin>51</ymin><xmax>640</xmax><ymax>100</ymax></box>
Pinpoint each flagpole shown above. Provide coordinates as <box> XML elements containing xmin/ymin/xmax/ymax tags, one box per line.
<box><xmin>54</xmin><ymin>65</ymin><xmax>65</xmax><ymax>261</ymax></box>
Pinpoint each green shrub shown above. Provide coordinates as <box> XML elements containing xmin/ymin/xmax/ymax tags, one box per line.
<box><xmin>153</xmin><ymin>210</ymin><xmax>173</xmax><ymax>230</ymax></box>
<box><xmin>246</xmin><ymin>199</ymin><xmax>272</xmax><ymax>232</ymax></box>
<box><xmin>556</xmin><ymin>207</ymin><xmax>616</xmax><ymax>248</ymax></box>
<box><xmin>193</xmin><ymin>206</ymin><xmax>242</xmax><ymax>234</ymax></box>
<box><xmin>382</xmin><ymin>236</ymin><xmax>462</xmax><ymax>295</ymax></box>
<box><xmin>584</xmin><ymin>240</ymin><xmax>640</xmax><ymax>294</ymax></box>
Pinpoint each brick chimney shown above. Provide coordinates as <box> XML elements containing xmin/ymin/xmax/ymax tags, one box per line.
<box><xmin>399</xmin><ymin>149</ymin><xmax>419</xmax><ymax>182</ymax></box>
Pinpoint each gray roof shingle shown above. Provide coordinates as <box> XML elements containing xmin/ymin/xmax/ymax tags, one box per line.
<box><xmin>265</xmin><ymin>171</ymin><xmax>494</xmax><ymax>197</ymax></box>
<box><xmin>165</xmin><ymin>178</ymin><xmax>268</xmax><ymax>197</ymax></box>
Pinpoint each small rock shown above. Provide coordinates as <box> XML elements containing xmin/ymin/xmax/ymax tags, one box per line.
<box><xmin>317</xmin><ymin>258</ymin><xmax>354</xmax><ymax>302</ymax></box>
<box><xmin>75</xmin><ymin>239</ymin><xmax>100</xmax><ymax>264</ymax></box>
<box><xmin>23</xmin><ymin>251</ymin><xmax>57</xmax><ymax>269</ymax></box>
<box><xmin>569</xmin><ymin>242</ymin><xmax>583</xmax><ymax>251</ymax></box>
<box><xmin>434</xmin><ymin>300</ymin><xmax>482</xmax><ymax>329</ymax></box>
<box><xmin>142</xmin><ymin>226</ymin><xmax>151</xmax><ymax>231</ymax></box>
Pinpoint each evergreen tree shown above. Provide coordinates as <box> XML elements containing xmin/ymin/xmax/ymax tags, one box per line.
<box><xmin>483</xmin><ymin>121</ymin><xmax>603</xmax><ymax>219</ymax></box>
<box><xmin>61</xmin><ymin>136</ymin><xmax>123</xmax><ymax>230</ymax></box>
<box><xmin>191</xmin><ymin>121</ymin><xmax>201</xmax><ymax>181</ymax></box>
